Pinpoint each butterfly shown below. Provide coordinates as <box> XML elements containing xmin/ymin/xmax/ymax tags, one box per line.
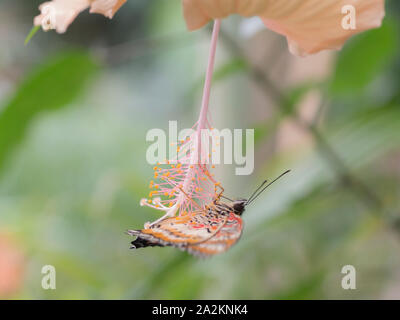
<box><xmin>128</xmin><ymin>170</ymin><xmax>290</xmax><ymax>257</ymax></box>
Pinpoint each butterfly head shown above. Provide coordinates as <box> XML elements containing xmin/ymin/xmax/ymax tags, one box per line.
<box><xmin>232</xmin><ymin>198</ymin><xmax>247</xmax><ymax>216</ymax></box>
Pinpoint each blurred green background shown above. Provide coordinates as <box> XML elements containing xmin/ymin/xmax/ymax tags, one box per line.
<box><xmin>0</xmin><ymin>0</ymin><xmax>400</xmax><ymax>299</ymax></box>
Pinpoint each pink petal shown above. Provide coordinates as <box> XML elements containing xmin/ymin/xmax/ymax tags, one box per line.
<box><xmin>34</xmin><ymin>0</ymin><xmax>126</xmax><ymax>33</ymax></box>
<box><xmin>182</xmin><ymin>0</ymin><xmax>269</xmax><ymax>30</ymax></box>
<box><xmin>261</xmin><ymin>0</ymin><xmax>385</xmax><ymax>55</ymax></box>
<box><xmin>34</xmin><ymin>0</ymin><xmax>90</xmax><ymax>34</ymax></box>
<box><xmin>90</xmin><ymin>0</ymin><xmax>127</xmax><ymax>19</ymax></box>
<box><xmin>182</xmin><ymin>0</ymin><xmax>385</xmax><ymax>56</ymax></box>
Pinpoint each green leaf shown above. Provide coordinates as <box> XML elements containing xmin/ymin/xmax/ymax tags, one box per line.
<box><xmin>330</xmin><ymin>19</ymin><xmax>398</xmax><ymax>95</ymax></box>
<box><xmin>0</xmin><ymin>52</ymin><xmax>98</xmax><ymax>173</ymax></box>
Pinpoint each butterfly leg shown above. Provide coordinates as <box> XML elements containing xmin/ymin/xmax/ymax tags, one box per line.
<box><xmin>144</xmin><ymin>214</ymin><xmax>169</xmax><ymax>229</ymax></box>
<box><xmin>214</xmin><ymin>183</ymin><xmax>224</xmax><ymax>201</ymax></box>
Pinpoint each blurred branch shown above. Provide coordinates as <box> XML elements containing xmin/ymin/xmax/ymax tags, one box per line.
<box><xmin>218</xmin><ymin>28</ymin><xmax>384</xmax><ymax>213</ymax></box>
<box><xmin>101</xmin><ymin>32</ymin><xmax>195</xmax><ymax>66</ymax></box>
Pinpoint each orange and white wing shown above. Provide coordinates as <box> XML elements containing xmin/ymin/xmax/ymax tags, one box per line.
<box><xmin>128</xmin><ymin>210</ymin><xmax>228</xmax><ymax>249</ymax></box>
<box><xmin>187</xmin><ymin>212</ymin><xmax>243</xmax><ymax>257</ymax></box>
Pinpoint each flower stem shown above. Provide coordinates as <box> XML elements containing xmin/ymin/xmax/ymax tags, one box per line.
<box><xmin>197</xmin><ymin>19</ymin><xmax>221</xmax><ymax>162</ymax></box>
<box><xmin>198</xmin><ymin>19</ymin><xmax>220</xmax><ymax>129</ymax></box>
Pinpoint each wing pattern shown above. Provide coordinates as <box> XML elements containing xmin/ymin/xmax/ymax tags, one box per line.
<box><xmin>128</xmin><ymin>209</ymin><xmax>243</xmax><ymax>257</ymax></box>
<box><xmin>187</xmin><ymin>212</ymin><xmax>243</xmax><ymax>257</ymax></box>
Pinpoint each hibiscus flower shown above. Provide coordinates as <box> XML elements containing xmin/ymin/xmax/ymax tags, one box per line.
<box><xmin>182</xmin><ymin>0</ymin><xmax>385</xmax><ymax>55</ymax></box>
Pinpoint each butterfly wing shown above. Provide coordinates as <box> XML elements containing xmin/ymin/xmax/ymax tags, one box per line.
<box><xmin>128</xmin><ymin>210</ymin><xmax>228</xmax><ymax>249</ymax></box>
<box><xmin>186</xmin><ymin>212</ymin><xmax>243</xmax><ymax>257</ymax></box>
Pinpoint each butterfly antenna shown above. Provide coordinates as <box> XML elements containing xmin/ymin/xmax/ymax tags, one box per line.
<box><xmin>246</xmin><ymin>170</ymin><xmax>291</xmax><ymax>205</ymax></box>
<box><xmin>246</xmin><ymin>180</ymin><xmax>268</xmax><ymax>204</ymax></box>
<box><xmin>221</xmin><ymin>195</ymin><xmax>234</xmax><ymax>202</ymax></box>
